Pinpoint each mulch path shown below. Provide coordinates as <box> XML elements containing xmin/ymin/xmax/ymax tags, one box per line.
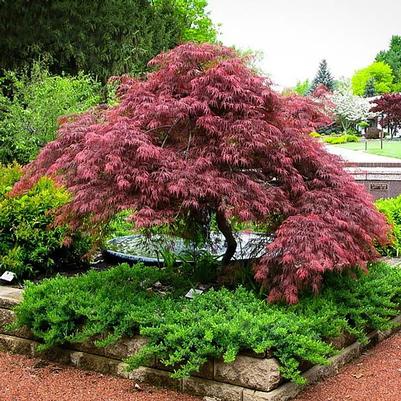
<box><xmin>2</xmin><ymin>332</ymin><xmax>401</xmax><ymax>401</ymax></box>
<box><xmin>0</xmin><ymin>352</ymin><xmax>199</xmax><ymax>401</ymax></box>
<box><xmin>295</xmin><ymin>331</ymin><xmax>401</xmax><ymax>401</ymax></box>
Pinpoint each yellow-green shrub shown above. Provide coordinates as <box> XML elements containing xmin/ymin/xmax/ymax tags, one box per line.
<box><xmin>323</xmin><ymin>134</ymin><xmax>359</xmax><ymax>144</ymax></box>
<box><xmin>0</xmin><ymin>165</ymin><xmax>92</xmax><ymax>278</ymax></box>
<box><xmin>375</xmin><ymin>195</ymin><xmax>401</xmax><ymax>256</ymax></box>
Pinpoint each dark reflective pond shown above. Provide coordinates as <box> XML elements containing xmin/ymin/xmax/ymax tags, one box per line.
<box><xmin>105</xmin><ymin>232</ymin><xmax>270</xmax><ymax>264</ymax></box>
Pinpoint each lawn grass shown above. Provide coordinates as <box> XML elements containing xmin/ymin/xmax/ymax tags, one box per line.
<box><xmin>332</xmin><ymin>140</ymin><xmax>401</xmax><ymax>159</ymax></box>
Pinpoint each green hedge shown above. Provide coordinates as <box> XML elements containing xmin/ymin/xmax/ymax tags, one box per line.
<box><xmin>14</xmin><ymin>261</ymin><xmax>401</xmax><ymax>384</ymax></box>
<box><xmin>0</xmin><ymin>164</ymin><xmax>92</xmax><ymax>278</ymax></box>
<box><xmin>375</xmin><ymin>195</ymin><xmax>401</xmax><ymax>256</ymax></box>
<box><xmin>323</xmin><ymin>134</ymin><xmax>359</xmax><ymax>144</ymax></box>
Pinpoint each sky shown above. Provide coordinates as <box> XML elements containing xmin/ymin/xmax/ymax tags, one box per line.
<box><xmin>206</xmin><ymin>0</ymin><xmax>401</xmax><ymax>89</ymax></box>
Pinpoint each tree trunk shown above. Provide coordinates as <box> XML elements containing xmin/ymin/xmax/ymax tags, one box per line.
<box><xmin>216</xmin><ymin>210</ymin><xmax>237</xmax><ymax>265</ymax></box>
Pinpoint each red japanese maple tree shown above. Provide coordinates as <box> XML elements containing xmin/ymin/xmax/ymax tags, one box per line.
<box><xmin>13</xmin><ymin>43</ymin><xmax>389</xmax><ymax>303</ymax></box>
<box><xmin>371</xmin><ymin>93</ymin><xmax>401</xmax><ymax>138</ymax></box>
<box><xmin>311</xmin><ymin>83</ymin><xmax>331</xmax><ymax>99</ymax></box>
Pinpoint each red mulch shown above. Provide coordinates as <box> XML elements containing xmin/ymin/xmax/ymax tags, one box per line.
<box><xmin>0</xmin><ymin>352</ymin><xmax>199</xmax><ymax>401</ymax></box>
<box><xmin>2</xmin><ymin>333</ymin><xmax>401</xmax><ymax>401</ymax></box>
<box><xmin>295</xmin><ymin>332</ymin><xmax>401</xmax><ymax>401</ymax></box>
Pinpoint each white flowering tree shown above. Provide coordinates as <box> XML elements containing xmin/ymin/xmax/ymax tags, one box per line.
<box><xmin>329</xmin><ymin>90</ymin><xmax>378</xmax><ymax>131</ymax></box>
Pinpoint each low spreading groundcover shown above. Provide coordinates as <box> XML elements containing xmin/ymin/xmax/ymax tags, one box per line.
<box><xmin>13</xmin><ymin>262</ymin><xmax>401</xmax><ymax>384</ymax></box>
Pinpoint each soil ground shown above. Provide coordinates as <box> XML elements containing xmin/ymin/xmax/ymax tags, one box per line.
<box><xmin>294</xmin><ymin>331</ymin><xmax>401</xmax><ymax>401</ymax></box>
<box><xmin>0</xmin><ymin>352</ymin><xmax>199</xmax><ymax>401</ymax></box>
<box><xmin>2</xmin><ymin>333</ymin><xmax>401</xmax><ymax>400</ymax></box>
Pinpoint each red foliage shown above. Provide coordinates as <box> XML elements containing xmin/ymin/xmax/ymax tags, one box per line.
<box><xmin>311</xmin><ymin>83</ymin><xmax>331</xmax><ymax>99</ymax></box>
<box><xmin>371</xmin><ymin>93</ymin><xmax>401</xmax><ymax>135</ymax></box>
<box><xmin>13</xmin><ymin>43</ymin><xmax>389</xmax><ymax>303</ymax></box>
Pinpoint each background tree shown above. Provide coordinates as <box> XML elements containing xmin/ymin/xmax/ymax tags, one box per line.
<box><xmin>311</xmin><ymin>84</ymin><xmax>331</xmax><ymax>99</ymax></box>
<box><xmin>371</xmin><ymin>93</ymin><xmax>401</xmax><ymax>138</ymax></box>
<box><xmin>13</xmin><ymin>43</ymin><xmax>389</xmax><ymax>303</ymax></box>
<box><xmin>0</xmin><ymin>62</ymin><xmax>101</xmax><ymax>164</ymax></box>
<box><xmin>335</xmin><ymin>77</ymin><xmax>352</xmax><ymax>93</ymax></box>
<box><xmin>309</xmin><ymin>59</ymin><xmax>335</xmax><ymax>93</ymax></box>
<box><xmin>329</xmin><ymin>89</ymin><xmax>377</xmax><ymax>131</ymax></box>
<box><xmin>352</xmin><ymin>61</ymin><xmax>395</xmax><ymax>96</ymax></box>
<box><xmin>157</xmin><ymin>0</ymin><xmax>219</xmax><ymax>43</ymax></box>
<box><xmin>364</xmin><ymin>77</ymin><xmax>376</xmax><ymax>98</ymax></box>
<box><xmin>376</xmin><ymin>35</ymin><xmax>401</xmax><ymax>88</ymax></box>
<box><xmin>293</xmin><ymin>79</ymin><xmax>310</xmax><ymax>96</ymax></box>
<box><xmin>0</xmin><ymin>0</ymin><xmax>218</xmax><ymax>82</ymax></box>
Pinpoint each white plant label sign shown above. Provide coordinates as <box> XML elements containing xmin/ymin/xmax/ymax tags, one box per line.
<box><xmin>0</xmin><ymin>271</ymin><xmax>16</xmax><ymax>282</ymax></box>
<box><xmin>185</xmin><ymin>288</ymin><xmax>203</xmax><ymax>299</ymax></box>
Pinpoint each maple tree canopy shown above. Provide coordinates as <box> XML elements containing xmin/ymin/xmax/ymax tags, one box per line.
<box><xmin>370</xmin><ymin>93</ymin><xmax>401</xmax><ymax>136</ymax></box>
<box><xmin>13</xmin><ymin>43</ymin><xmax>389</xmax><ymax>303</ymax></box>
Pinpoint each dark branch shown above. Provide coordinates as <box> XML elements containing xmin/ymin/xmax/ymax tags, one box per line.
<box><xmin>216</xmin><ymin>209</ymin><xmax>237</xmax><ymax>265</ymax></box>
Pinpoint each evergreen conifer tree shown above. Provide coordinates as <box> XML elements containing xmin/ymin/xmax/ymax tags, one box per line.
<box><xmin>309</xmin><ymin>59</ymin><xmax>335</xmax><ymax>93</ymax></box>
<box><xmin>364</xmin><ymin>77</ymin><xmax>376</xmax><ymax>98</ymax></box>
<box><xmin>376</xmin><ymin>35</ymin><xmax>401</xmax><ymax>86</ymax></box>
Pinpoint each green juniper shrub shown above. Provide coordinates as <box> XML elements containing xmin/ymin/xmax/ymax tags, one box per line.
<box><xmin>13</xmin><ymin>261</ymin><xmax>401</xmax><ymax>384</ymax></box>
<box><xmin>0</xmin><ymin>62</ymin><xmax>101</xmax><ymax>164</ymax></box>
<box><xmin>375</xmin><ymin>195</ymin><xmax>401</xmax><ymax>256</ymax></box>
<box><xmin>0</xmin><ymin>164</ymin><xmax>92</xmax><ymax>278</ymax></box>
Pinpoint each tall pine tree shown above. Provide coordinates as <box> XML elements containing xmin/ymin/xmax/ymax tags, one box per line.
<box><xmin>376</xmin><ymin>35</ymin><xmax>401</xmax><ymax>86</ymax></box>
<box><xmin>309</xmin><ymin>59</ymin><xmax>335</xmax><ymax>93</ymax></box>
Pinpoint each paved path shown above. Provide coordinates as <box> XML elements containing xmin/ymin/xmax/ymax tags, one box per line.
<box><xmin>325</xmin><ymin>145</ymin><xmax>401</xmax><ymax>165</ymax></box>
<box><xmin>294</xmin><ymin>331</ymin><xmax>401</xmax><ymax>401</ymax></box>
<box><xmin>0</xmin><ymin>352</ymin><xmax>199</xmax><ymax>401</ymax></box>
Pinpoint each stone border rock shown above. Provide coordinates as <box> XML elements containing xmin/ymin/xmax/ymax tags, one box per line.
<box><xmin>0</xmin><ymin>285</ymin><xmax>400</xmax><ymax>401</ymax></box>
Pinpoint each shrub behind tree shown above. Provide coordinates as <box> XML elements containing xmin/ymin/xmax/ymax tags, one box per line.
<box><xmin>375</xmin><ymin>194</ymin><xmax>401</xmax><ymax>257</ymax></box>
<box><xmin>0</xmin><ymin>165</ymin><xmax>92</xmax><ymax>278</ymax></box>
<box><xmin>0</xmin><ymin>62</ymin><xmax>101</xmax><ymax>164</ymax></box>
